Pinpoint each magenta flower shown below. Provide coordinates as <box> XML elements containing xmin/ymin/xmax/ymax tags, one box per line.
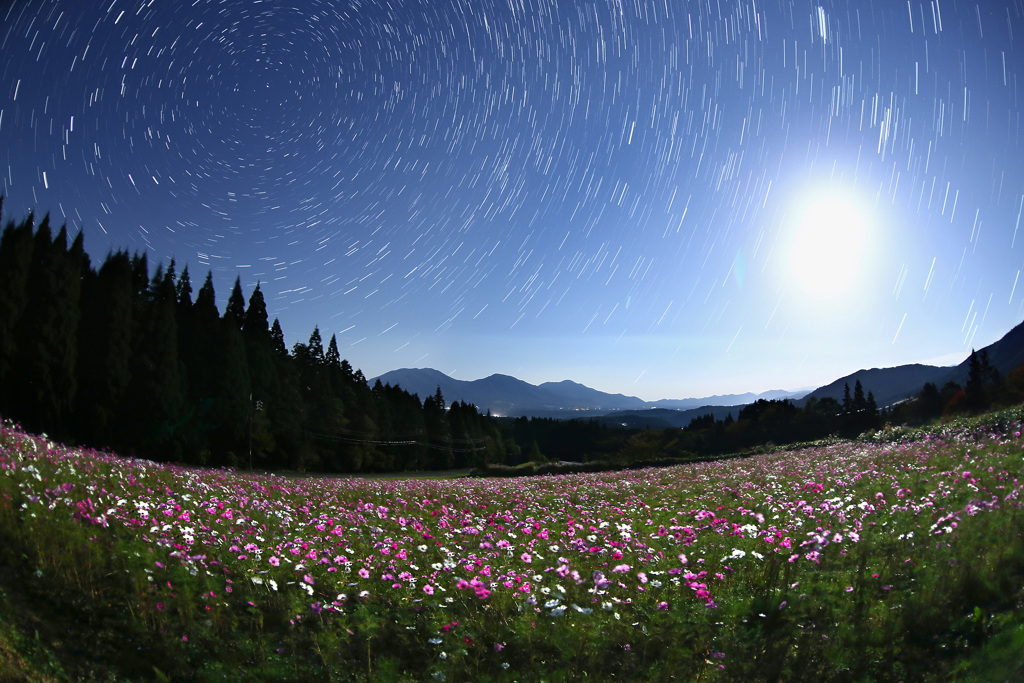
<box><xmin>423</xmin><ymin>585</ymin><xmax>434</xmax><ymax>595</ymax></box>
<box><xmin>269</xmin><ymin>556</ymin><xmax>280</xmax><ymax>567</ymax></box>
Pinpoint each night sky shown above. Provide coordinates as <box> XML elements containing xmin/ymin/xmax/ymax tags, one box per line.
<box><xmin>3</xmin><ymin>0</ymin><xmax>1023</xmax><ymax>401</ymax></box>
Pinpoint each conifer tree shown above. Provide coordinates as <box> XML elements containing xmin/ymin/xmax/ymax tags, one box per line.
<box><xmin>423</xmin><ymin>387</ymin><xmax>453</xmax><ymax>469</ymax></box>
<box><xmin>965</xmin><ymin>349</ymin><xmax>985</xmax><ymax>410</ymax></box>
<box><xmin>270</xmin><ymin>318</ymin><xmax>287</xmax><ymax>357</ymax></box>
<box><xmin>225</xmin><ymin>275</ymin><xmax>246</xmax><ymax>328</ymax></box>
<box><xmin>0</xmin><ymin>210</ymin><xmax>36</xmax><ymax>410</ymax></box>
<box><xmin>242</xmin><ymin>283</ymin><xmax>277</xmax><ymax>467</ymax></box>
<box><xmin>13</xmin><ymin>216</ymin><xmax>81</xmax><ymax>433</ymax></box>
<box><xmin>176</xmin><ymin>265</ymin><xmax>193</xmax><ymax>309</ymax></box>
<box><xmin>50</xmin><ymin>224</ymin><xmax>84</xmax><ymax>430</ymax></box>
<box><xmin>853</xmin><ymin>380</ymin><xmax>866</xmax><ymax>413</ymax></box>
<box><xmin>243</xmin><ymin>282</ymin><xmax>269</xmax><ymax>340</ymax></box>
<box><xmin>130</xmin><ymin>252</ymin><xmax>149</xmax><ymax>298</ymax></box>
<box><xmin>194</xmin><ymin>272</ymin><xmax>218</xmax><ymax>322</ymax></box>
<box><xmin>126</xmin><ymin>260</ymin><xmax>186</xmax><ymax>459</ymax></box>
<box><xmin>76</xmin><ymin>251</ymin><xmax>135</xmax><ymax>446</ymax></box>
<box><xmin>325</xmin><ymin>333</ymin><xmax>341</xmax><ymax>370</ymax></box>
<box><xmin>308</xmin><ymin>326</ymin><xmax>325</xmax><ymax>365</ymax></box>
<box><xmin>210</xmin><ymin>316</ymin><xmax>251</xmax><ymax>462</ymax></box>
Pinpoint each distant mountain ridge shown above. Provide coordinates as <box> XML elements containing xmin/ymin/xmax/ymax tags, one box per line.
<box><xmin>798</xmin><ymin>317</ymin><xmax>1024</xmax><ymax>409</ymax></box>
<box><xmin>373</xmin><ymin>317</ymin><xmax>1024</xmax><ymax>421</ymax></box>
<box><xmin>795</xmin><ymin>364</ymin><xmax>950</xmax><ymax>410</ymax></box>
<box><xmin>371</xmin><ymin>368</ymin><xmax>803</xmax><ymax>417</ymax></box>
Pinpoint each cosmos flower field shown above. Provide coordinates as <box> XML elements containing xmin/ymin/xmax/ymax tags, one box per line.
<box><xmin>2</xmin><ymin>415</ymin><xmax>1023</xmax><ymax>681</ymax></box>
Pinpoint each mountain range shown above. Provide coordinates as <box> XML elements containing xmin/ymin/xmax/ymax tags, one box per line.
<box><xmin>372</xmin><ymin>317</ymin><xmax>1024</xmax><ymax>422</ymax></box>
<box><xmin>370</xmin><ymin>368</ymin><xmax>806</xmax><ymax>418</ymax></box>
<box><xmin>795</xmin><ymin>318</ymin><xmax>1024</xmax><ymax>409</ymax></box>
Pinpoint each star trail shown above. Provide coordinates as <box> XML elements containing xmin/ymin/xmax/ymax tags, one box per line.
<box><xmin>2</xmin><ymin>0</ymin><xmax>1023</xmax><ymax>399</ymax></box>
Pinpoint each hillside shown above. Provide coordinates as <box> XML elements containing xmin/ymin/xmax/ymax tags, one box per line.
<box><xmin>799</xmin><ymin>317</ymin><xmax>1024</xmax><ymax>409</ymax></box>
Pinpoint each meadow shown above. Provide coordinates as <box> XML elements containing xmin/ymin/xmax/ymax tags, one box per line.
<box><xmin>2</xmin><ymin>411</ymin><xmax>1023</xmax><ymax>681</ymax></box>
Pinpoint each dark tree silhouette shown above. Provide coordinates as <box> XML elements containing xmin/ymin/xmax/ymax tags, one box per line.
<box><xmin>225</xmin><ymin>275</ymin><xmax>246</xmax><ymax>329</ymax></box>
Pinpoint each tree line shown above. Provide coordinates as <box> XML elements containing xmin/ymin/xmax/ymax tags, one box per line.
<box><xmin>4</xmin><ymin>201</ymin><xmax>1022</xmax><ymax>473</ymax></box>
<box><xmin>887</xmin><ymin>348</ymin><xmax>1023</xmax><ymax>423</ymax></box>
<box><xmin>607</xmin><ymin>353</ymin><xmax>1024</xmax><ymax>467</ymax></box>
<box><xmin>0</xmin><ymin>202</ymin><xmax>508</xmax><ymax>472</ymax></box>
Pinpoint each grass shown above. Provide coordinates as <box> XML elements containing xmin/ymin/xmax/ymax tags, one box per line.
<box><xmin>1</xmin><ymin>408</ymin><xmax>1023</xmax><ymax>681</ymax></box>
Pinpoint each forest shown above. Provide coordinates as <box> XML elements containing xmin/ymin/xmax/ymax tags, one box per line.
<box><xmin>0</xmin><ymin>202</ymin><xmax>510</xmax><ymax>472</ymax></box>
<box><xmin>1</xmin><ymin>200</ymin><xmax>1018</xmax><ymax>475</ymax></box>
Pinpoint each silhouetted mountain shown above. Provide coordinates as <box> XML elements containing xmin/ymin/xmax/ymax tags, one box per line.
<box><xmin>537</xmin><ymin>380</ymin><xmax>648</xmax><ymax>410</ymax></box>
<box><xmin>798</xmin><ymin>318</ymin><xmax>1024</xmax><ymax>409</ymax></box>
<box><xmin>372</xmin><ymin>369</ymin><xmax>798</xmax><ymax>418</ymax></box>
<box><xmin>372</xmin><ymin>368</ymin><xmax>644</xmax><ymax>416</ymax></box>
<box><xmin>371</xmin><ymin>369</ymin><xmax>547</xmax><ymax>415</ymax></box>
<box><xmin>374</xmin><ymin>318</ymin><xmax>1024</xmax><ymax>420</ymax></box>
<box><xmin>796</xmin><ymin>364</ymin><xmax>951</xmax><ymax>409</ymax></box>
<box><xmin>650</xmin><ymin>389</ymin><xmax>807</xmax><ymax>410</ymax></box>
<box><xmin>939</xmin><ymin>319</ymin><xmax>1024</xmax><ymax>387</ymax></box>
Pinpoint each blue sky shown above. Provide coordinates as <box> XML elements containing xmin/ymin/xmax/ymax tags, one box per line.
<box><xmin>3</xmin><ymin>0</ymin><xmax>1023</xmax><ymax>400</ymax></box>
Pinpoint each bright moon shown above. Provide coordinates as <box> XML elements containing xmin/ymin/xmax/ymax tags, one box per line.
<box><xmin>789</xmin><ymin>196</ymin><xmax>868</xmax><ymax>296</ymax></box>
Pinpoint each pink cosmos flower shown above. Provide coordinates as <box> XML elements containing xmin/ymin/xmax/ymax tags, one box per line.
<box><xmin>358</xmin><ymin>568</ymin><xmax>370</xmax><ymax>579</ymax></box>
<box><xmin>269</xmin><ymin>556</ymin><xmax>280</xmax><ymax>567</ymax></box>
<box><xmin>423</xmin><ymin>585</ymin><xmax>434</xmax><ymax>595</ymax></box>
